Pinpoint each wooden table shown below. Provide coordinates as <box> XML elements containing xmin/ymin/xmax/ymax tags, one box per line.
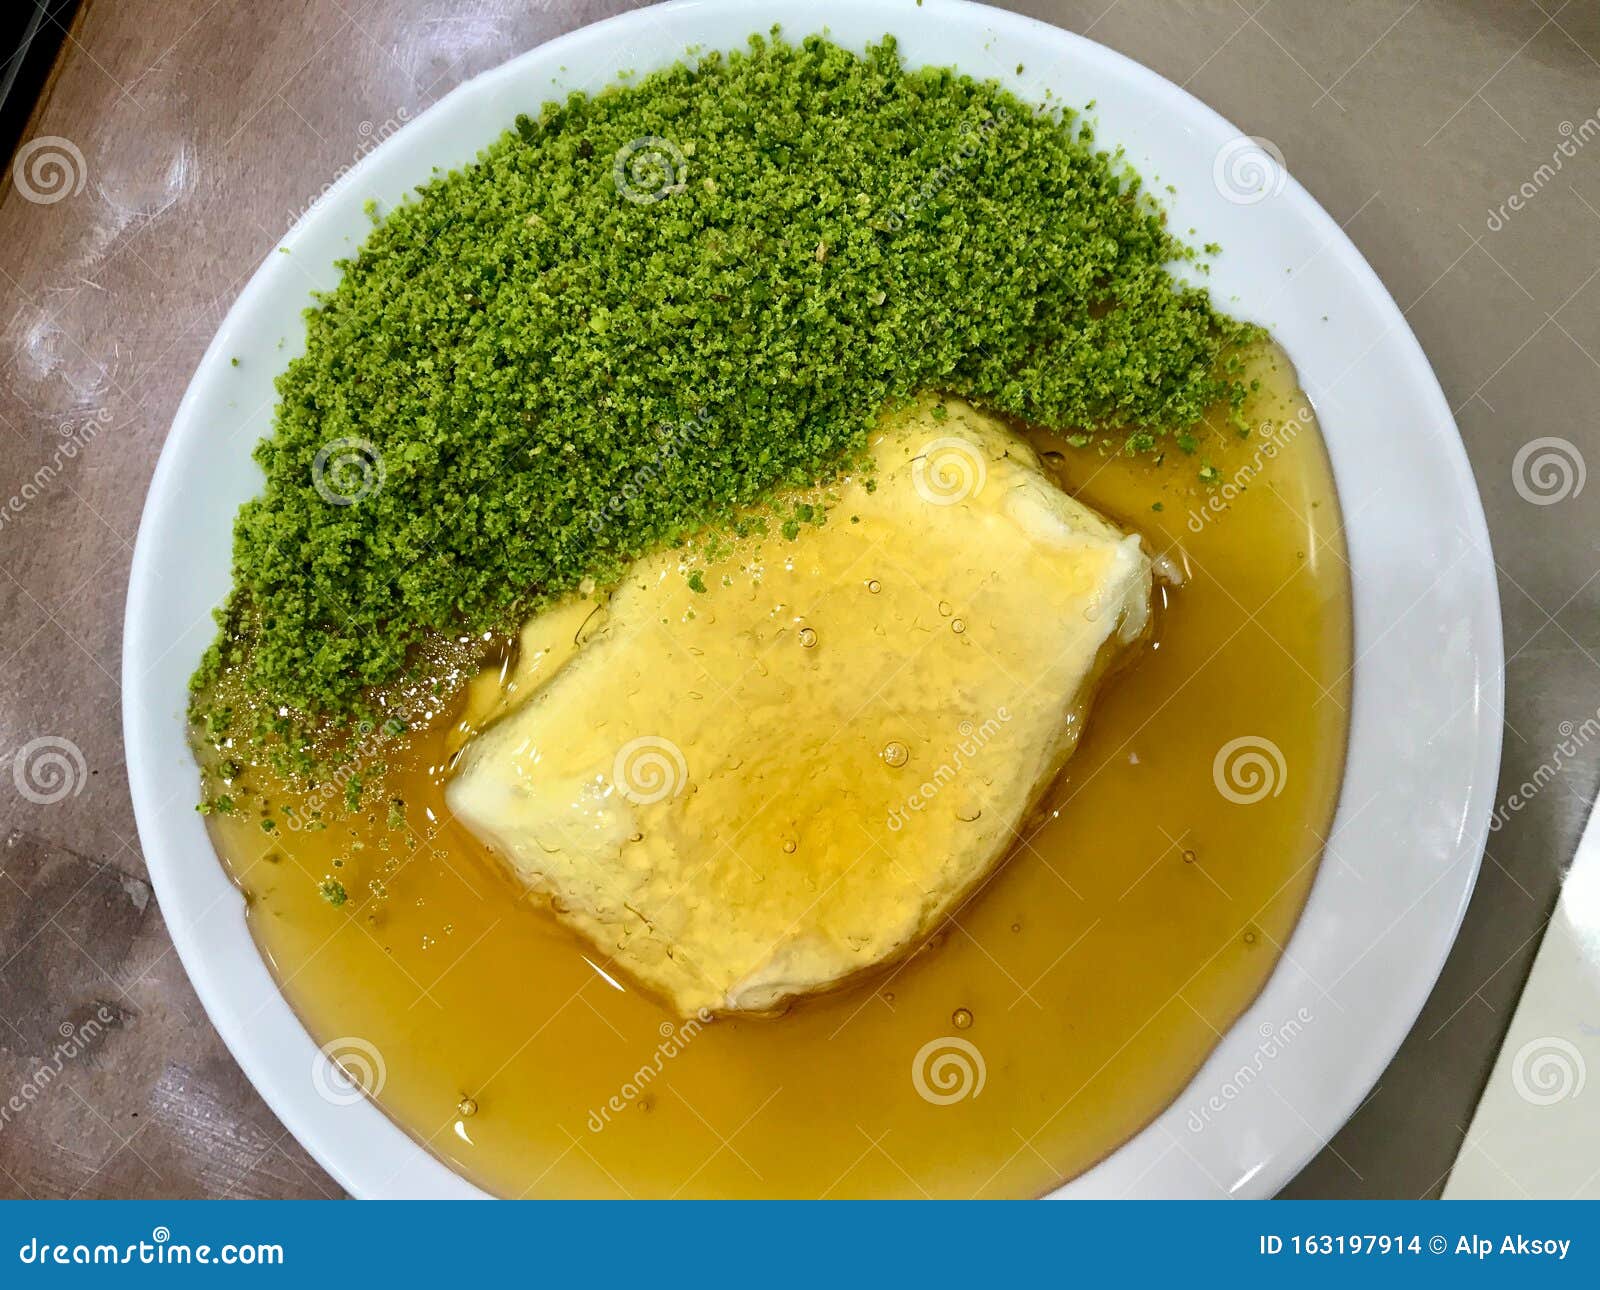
<box><xmin>2</xmin><ymin>0</ymin><xmax>1596</xmax><ymax>1199</ymax></box>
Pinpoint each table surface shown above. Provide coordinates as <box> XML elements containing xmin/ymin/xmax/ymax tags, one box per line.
<box><xmin>1</xmin><ymin>0</ymin><xmax>1595</xmax><ymax>1200</ymax></box>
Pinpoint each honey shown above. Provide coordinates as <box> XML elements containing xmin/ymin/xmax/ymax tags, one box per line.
<box><xmin>204</xmin><ymin>344</ymin><xmax>1350</xmax><ymax>1197</ymax></box>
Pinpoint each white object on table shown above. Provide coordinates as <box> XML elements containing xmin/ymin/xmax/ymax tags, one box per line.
<box><xmin>1445</xmin><ymin>803</ymin><xmax>1600</xmax><ymax>1199</ymax></box>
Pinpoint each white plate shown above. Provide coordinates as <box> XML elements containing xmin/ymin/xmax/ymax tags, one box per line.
<box><xmin>123</xmin><ymin>0</ymin><xmax>1503</xmax><ymax>1199</ymax></box>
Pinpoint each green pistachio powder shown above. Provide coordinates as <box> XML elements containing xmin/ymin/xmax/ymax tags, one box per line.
<box><xmin>193</xmin><ymin>32</ymin><xmax>1260</xmax><ymax>775</ymax></box>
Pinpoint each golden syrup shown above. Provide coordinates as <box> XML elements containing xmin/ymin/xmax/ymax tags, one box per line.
<box><xmin>204</xmin><ymin>342</ymin><xmax>1350</xmax><ymax>1197</ymax></box>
